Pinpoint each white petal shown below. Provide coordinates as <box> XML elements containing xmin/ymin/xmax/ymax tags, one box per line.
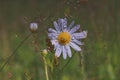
<box><xmin>62</xmin><ymin>46</ymin><xmax>67</xmax><ymax>59</ymax></box>
<box><xmin>65</xmin><ymin>45</ymin><xmax>72</xmax><ymax>58</ymax></box>
<box><xmin>55</xmin><ymin>44</ymin><xmax>62</xmax><ymax>57</ymax></box>
<box><xmin>53</xmin><ymin>21</ymin><xmax>60</xmax><ymax>31</ymax></box>
<box><xmin>69</xmin><ymin>25</ymin><xmax>80</xmax><ymax>34</ymax></box>
<box><xmin>48</xmin><ymin>33</ymin><xmax>57</xmax><ymax>39</ymax></box>
<box><xmin>72</xmin><ymin>39</ymin><xmax>84</xmax><ymax>45</ymax></box>
<box><xmin>51</xmin><ymin>40</ymin><xmax>58</xmax><ymax>50</ymax></box>
<box><xmin>58</xmin><ymin>18</ymin><xmax>62</xmax><ymax>29</ymax></box>
<box><xmin>51</xmin><ymin>40</ymin><xmax>58</xmax><ymax>45</ymax></box>
<box><xmin>63</xmin><ymin>18</ymin><xmax>67</xmax><ymax>28</ymax></box>
<box><xmin>68</xmin><ymin>21</ymin><xmax>75</xmax><ymax>30</ymax></box>
<box><xmin>69</xmin><ymin>42</ymin><xmax>81</xmax><ymax>51</ymax></box>
<box><xmin>57</xmin><ymin>18</ymin><xmax>67</xmax><ymax>31</ymax></box>
<box><xmin>72</xmin><ymin>31</ymin><xmax>87</xmax><ymax>39</ymax></box>
<box><xmin>48</xmin><ymin>28</ymin><xmax>57</xmax><ymax>33</ymax></box>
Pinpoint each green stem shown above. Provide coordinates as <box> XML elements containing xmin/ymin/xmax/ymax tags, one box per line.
<box><xmin>43</xmin><ymin>57</ymin><xmax>49</xmax><ymax>80</ymax></box>
<box><xmin>80</xmin><ymin>52</ymin><xmax>86</xmax><ymax>80</ymax></box>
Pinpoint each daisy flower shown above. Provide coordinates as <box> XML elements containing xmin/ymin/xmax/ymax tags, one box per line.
<box><xmin>48</xmin><ymin>18</ymin><xmax>87</xmax><ymax>59</ymax></box>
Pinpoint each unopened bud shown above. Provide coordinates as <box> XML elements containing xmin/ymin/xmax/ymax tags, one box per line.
<box><xmin>41</xmin><ymin>49</ymin><xmax>48</xmax><ymax>57</ymax></box>
<box><xmin>30</xmin><ymin>23</ymin><xmax>38</xmax><ymax>32</ymax></box>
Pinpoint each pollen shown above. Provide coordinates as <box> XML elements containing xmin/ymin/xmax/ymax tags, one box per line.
<box><xmin>57</xmin><ymin>32</ymin><xmax>71</xmax><ymax>45</ymax></box>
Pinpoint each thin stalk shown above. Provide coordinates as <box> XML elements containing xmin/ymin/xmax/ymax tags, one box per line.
<box><xmin>43</xmin><ymin>57</ymin><xmax>49</xmax><ymax>80</ymax></box>
<box><xmin>80</xmin><ymin>52</ymin><xmax>86</xmax><ymax>80</ymax></box>
<box><xmin>60</xmin><ymin>52</ymin><xmax>75</xmax><ymax>72</ymax></box>
<box><xmin>0</xmin><ymin>33</ymin><xmax>32</xmax><ymax>72</ymax></box>
<box><xmin>32</xmin><ymin>33</ymin><xmax>40</xmax><ymax>79</ymax></box>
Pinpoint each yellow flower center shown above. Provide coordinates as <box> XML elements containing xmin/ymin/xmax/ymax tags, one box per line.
<box><xmin>57</xmin><ymin>32</ymin><xmax>71</xmax><ymax>45</ymax></box>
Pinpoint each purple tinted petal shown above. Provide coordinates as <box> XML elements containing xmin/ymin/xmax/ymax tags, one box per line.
<box><xmin>51</xmin><ymin>40</ymin><xmax>58</xmax><ymax>45</ymax></box>
<box><xmin>65</xmin><ymin>45</ymin><xmax>72</xmax><ymax>58</ymax></box>
<box><xmin>53</xmin><ymin>21</ymin><xmax>60</xmax><ymax>31</ymax></box>
<box><xmin>72</xmin><ymin>39</ymin><xmax>84</xmax><ymax>45</ymax></box>
<box><xmin>72</xmin><ymin>31</ymin><xmax>87</xmax><ymax>39</ymax></box>
<box><xmin>62</xmin><ymin>46</ymin><xmax>67</xmax><ymax>59</ymax></box>
<box><xmin>63</xmin><ymin>18</ymin><xmax>67</xmax><ymax>28</ymax></box>
<box><xmin>58</xmin><ymin>18</ymin><xmax>67</xmax><ymax>31</ymax></box>
<box><xmin>58</xmin><ymin>18</ymin><xmax>62</xmax><ymax>30</ymax></box>
<box><xmin>48</xmin><ymin>28</ymin><xmax>57</xmax><ymax>33</ymax></box>
<box><xmin>48</xmin><ymin>33</ymin><xmax>57</xmax><ymax>39</ymax></box>
<box><xmin>69</xmin><ymin>25</ymin><xmax>80</xmax><ymax>34</ymax></box>
<box><xmin>68</xmin><ymin>21</ymin><xmax>75</xmax><ymax>30</ymax></box>
<box><xmin>69</xmin><ymin>42</ymin><xmax>81</xmax><ymax>51</ymax></box>
<box><xmin>55</xmin><ymin>44</ymin><xmax>62</xmax><ymax>57</ymax></box>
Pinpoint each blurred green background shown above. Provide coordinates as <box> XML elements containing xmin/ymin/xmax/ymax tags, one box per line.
<box><xmin>0</xmin><ymin>0</ymin><xmax>120</xmax><ymax>80</ymax></box>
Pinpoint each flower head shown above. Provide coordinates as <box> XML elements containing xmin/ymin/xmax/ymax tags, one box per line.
<box><xmin>48</xmin><ymin>18</ymin><xmax>87</xmax><ymax>59</ymax></box>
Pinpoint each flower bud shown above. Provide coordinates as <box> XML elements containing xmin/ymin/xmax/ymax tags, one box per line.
<box><xmin>41</xmin><ymin>49</ymin><xmax>48</xmax><ymax>57</ymax></box>
<box><xmin>30</xmin><ymin>23</ymin><xmax>38</xmax><ymax>32</ymax></box>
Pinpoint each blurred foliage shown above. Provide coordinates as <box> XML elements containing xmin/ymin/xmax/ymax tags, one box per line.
<box><xmin>0</xmin><ymin>0</ymin><xmax>120</xmax><ymax>80</ymax></box>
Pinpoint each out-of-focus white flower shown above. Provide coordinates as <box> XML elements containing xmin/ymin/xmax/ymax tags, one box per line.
<box><xmin>30</xmin><ymin>23</ymin><xmax>38</xmax><ymax>32</ymax></box>
<box><xmin>48</xmin><ymin>18</ymin><xmax>87</xmax><ymax>59</ymax></box>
